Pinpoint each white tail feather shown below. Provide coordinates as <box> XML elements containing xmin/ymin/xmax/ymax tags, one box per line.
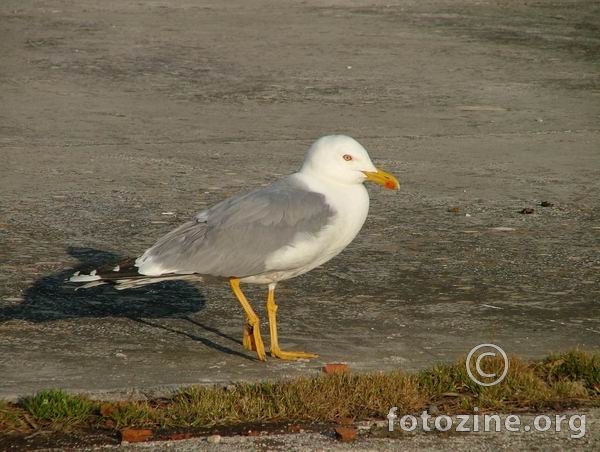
<box><xmin>70</xmin><ymin>272</ymin><xmax>102</xmax><ymax>283</ymax></box>
<box><xmin>114</xmin><ymin>274</ymin><xmax>203</xmax><ymax>290</ymax></box>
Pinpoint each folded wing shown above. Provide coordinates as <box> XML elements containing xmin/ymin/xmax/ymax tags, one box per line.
<box><xmin>136</xmin><ymin>176</ymin><xmax>336</xmax><ymax>279</ymax></box>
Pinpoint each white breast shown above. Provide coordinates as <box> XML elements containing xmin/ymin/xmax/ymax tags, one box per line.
<box><xmin>242</xmin><ymin>174</ymin><xmax>370</xmax><ymax>284</ymax></box>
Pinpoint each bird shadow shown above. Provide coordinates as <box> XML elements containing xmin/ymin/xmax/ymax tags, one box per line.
<box><xmin>0</xmin><ymin>246</ymin><xmax>251</xmax><ymax>360</ymax></box>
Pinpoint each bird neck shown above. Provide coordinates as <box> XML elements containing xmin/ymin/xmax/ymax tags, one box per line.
<box><xmin>297</xmin><ymin>167</ymin><xmax>360</xmax><ymax>191</ymax></box>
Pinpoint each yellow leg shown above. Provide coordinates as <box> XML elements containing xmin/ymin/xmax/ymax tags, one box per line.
<box><xmin>229</xmin><ymin>278</ymin><xmax>266</xmax><ymax>361</ymax></box>
<box><xmin>267</xmin><ymin>284</ymin><xmax>319</xmax><ymax>360</ymax></box>
<box><xmin>242</xmin><ymin>318</ymin><xmax>257</xmax><ymax>351</ymax></box>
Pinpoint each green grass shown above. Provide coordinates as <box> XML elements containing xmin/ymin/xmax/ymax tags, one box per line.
<box><xmin>541</xmin><ymin>350</ymin><xmax>600</xmax><ymax>391</ymax></box>
<box><xmin>160</xmin><ymin>370</ymin><xmax>424</xmax><ymax>429</ymax></box>
<box><xmin>21</xmin><ymin>389</ymin><xmax>98</xmax><ymax>427</ymax></box>
<box><xmin>106</xmin><ymin>401</ymin><xmax>157</xmax><ymax>429</ymax></box>
<box><xmin>1</xmin><ymin>350</ymin><xmax>598</xmax><ymax>436</ymax></box>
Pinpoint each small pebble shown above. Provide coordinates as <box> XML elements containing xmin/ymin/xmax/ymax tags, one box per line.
<box><xmin>520</xmin><ymin>208</ymin><xmax>535</xmax><ymax>214</ymax></box>
<box><xmin>428</xmin><ymin>404</ymin><xmax>440</xmax><ymax>415</ymax></box>
<box><xmin>334</xmin><ymin>426</ymin><xmax>357</xmax><ymax>442</ymax></box>
<box><xmin>121</xmin><ymin>428</ymin><xmax>152</xmax><ymax>443</ymax></box>
<box><xmin>323</xmin><ymin>363</ymin><xmax>348</xmax><ymax>374</ymax></box>
<box><xmin>207</xmin><ymin>434</ymin><xmax>221</xmax><ymax>444</ymax></box>
<box><xmin>540</xmin><ymin>201</ymin><xmax>554</xmax><ymax>207</ymax></box>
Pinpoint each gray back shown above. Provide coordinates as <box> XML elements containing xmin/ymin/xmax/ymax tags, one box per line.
<box><xmin>141</xmin><ymin>175</ymin><xmax>336</xmax><ymax>278</ymax></box>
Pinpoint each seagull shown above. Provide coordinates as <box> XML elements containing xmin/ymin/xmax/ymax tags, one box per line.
<box><xmin>70</xmin><ymin>135</ymin><xmax>399</xmax><ymax>361</ymax></box>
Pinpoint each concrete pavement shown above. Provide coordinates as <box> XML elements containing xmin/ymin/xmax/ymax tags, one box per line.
<box><xmin>1</xmin><ymin>0</ymin><xmax>599</xmax><ymax>400</ymax></box>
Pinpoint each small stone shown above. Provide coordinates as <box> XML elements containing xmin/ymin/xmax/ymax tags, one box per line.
<box><xmin>428</xmin><ymin>404</ymin><xmax>440</xmax><ymax>415</ymax></box>
<box><xmin>335</xmin><ymin>426</ymin><xmax>358</xmax><ymax>442</ymax></box>
<box><xmin>323</xmin><ymin>363</ymin><xmax>348</xmax><ymax>374</ymax></box>
<box><xmin>540</xmin><ymin>201</ymin><xmax>554</xmax><ymax>207</ymax></box>
<box><xmin>207</xmin><ymin>434</ymin><xmax>221</xmax><ymax>444</ymax></box>
<box><xmin>520</xmin><ymin>207</ymin><xmax>535</xmax><ymax>214</ymax></box>
<box><xmin>120</xmin><ymin>428</ymin><xmax>153</xmax><ymax>443</ymax></box>
<box><xmin>356</xmin><ymin>422</ymin><xmax>373</xmax><ymax>431</ymax></box>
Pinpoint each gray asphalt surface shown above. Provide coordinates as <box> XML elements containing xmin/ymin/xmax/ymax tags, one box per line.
<box><xmin>1</xmin><ymin>0</ymin><xmax>599</xmax><ymax>408</ymax></box>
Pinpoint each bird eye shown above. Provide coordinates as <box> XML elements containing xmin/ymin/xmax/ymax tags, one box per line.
<box><xmin>343</xmin><ymin>154</ymin><xmax>353</xmax><ymax>161</ymax></box>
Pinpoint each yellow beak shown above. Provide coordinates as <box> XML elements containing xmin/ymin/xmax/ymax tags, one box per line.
<box><xmin>362</xmin><ymin>168</ymin><xmax>400</xmax><ymax>190</ymax></box>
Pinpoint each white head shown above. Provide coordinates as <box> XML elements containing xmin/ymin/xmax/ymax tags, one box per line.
<box><xmin>300</xmin><ymin>135</ymin><xmax>400</xmax><ymax>189</ymax></box>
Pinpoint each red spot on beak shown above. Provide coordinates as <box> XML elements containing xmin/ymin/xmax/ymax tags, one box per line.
<box><xmin>385</xmin><ymin>180</ymin><xmax>397</xmax><ymax>190</ymax></box>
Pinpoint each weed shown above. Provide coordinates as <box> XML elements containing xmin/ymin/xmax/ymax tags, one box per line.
<box><xmin>21</xmin><ymin>389</ymin><xmax>98</xmax><ymax>426</ymax></box>
<box><xmin>2</xmin><ymin>351</ymin><xmax>598</xmax><ymax>434</ymax></box>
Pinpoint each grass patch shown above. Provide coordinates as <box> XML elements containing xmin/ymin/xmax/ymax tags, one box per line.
<box><xmin>541</xmin><ymin>351</ymin><xmax>600</xmax><ymax>392</ymax></box>
<box><xmin>0</xmin><ymin>400</ymin><xmax>28</xmax><ymax>432</ymax></box>
<box><xmin>1</xmin><ymin>350</ymin><xmax>598</xmax><ymax>436</ymax></box>
<box><xmin>103</xmin><ymin>401</ymin><xmax>158</xmax><ymax>429</ymax></box>
<box><xmin>162</xmin><ymin>370</ymin><xmax>425</xmax><ymax>429</ymax></box>
<box><xmin>21</xmin><ymin>389</ymin><xmax>98</xmax><ymax>427</ymax></box>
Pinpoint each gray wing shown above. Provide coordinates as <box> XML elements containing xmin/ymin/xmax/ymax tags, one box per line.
<box><xmin>136</xmin><ymin>175</ymin><xmax>336</xmax><ymax>278</ymax></box>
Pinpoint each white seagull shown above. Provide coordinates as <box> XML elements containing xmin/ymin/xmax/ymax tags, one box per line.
<box><xmin>70</xmin><ymin>135</ymin><xmax>400</xmax><ymax>361</ymax></box>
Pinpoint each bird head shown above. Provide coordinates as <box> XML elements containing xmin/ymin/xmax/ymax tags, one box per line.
<box><xmin>300</xmin><ymin>135</ymin><xmax>400</xmax><ymax>189</ymax></box>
